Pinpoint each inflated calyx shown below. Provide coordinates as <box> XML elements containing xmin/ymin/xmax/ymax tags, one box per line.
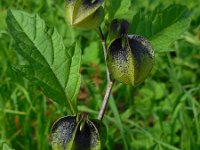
<box><xmin>51</xmin><ymin>113</ymin><xmax>107</xmax><ymax>150</ymax></box>
<box><xmin>107</xmin><ymin>19</ymin><xmax>154</xmax><ymax>86</ymax></box>
<box><xmin>66</xmin><ymin>0</ymin><xmax>104</xmax><ymax>29</ymax></box>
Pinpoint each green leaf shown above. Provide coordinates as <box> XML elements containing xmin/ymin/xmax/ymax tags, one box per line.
<box><xmin>109</xmin><ymin>96</ymin><xmax>128</xmax><ymax>150</ymax></box>
<box><xmin>6</xmin><ymin>10</ymin><xmax>81</xmax><ymax>113</ymax></box>
<box><xmin>106</xmin><ymin>0</ymin><xmax>121</xmax><ymax>20</ymax></box>
<box><xmin>131</xmin><ymin>4</ymin><xmax>191</xmax><ymax>52</ymax></box>
<box><xmin>114</xmin><ymin>0</ymin><xmax>132</xmax><ymax>19</ymax></box>
<box><xmin>82</xmin><ymin>42</ymin><xmax>99</xmax><ymax>64</ymax></box>
<box><xmin>2</xmin><ymin>144</ymin><xmax>14</xmax><ymax>150</ymax></box>
<box><xmin>106</xmin><ymin>0</ymin><xmax>132</xmax><ymax>21</ymax></box>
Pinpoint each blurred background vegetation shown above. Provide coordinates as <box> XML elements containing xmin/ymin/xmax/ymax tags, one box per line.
<box><xmin>0</xmin><ymin>0</ymin><xmax>200</xmax><ymax>149</ymax></box>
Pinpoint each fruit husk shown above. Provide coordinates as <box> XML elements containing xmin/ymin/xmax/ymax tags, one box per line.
<box><xmin>65</xmin><ymin>0</ymin><xmax>104</xmax><ymax>29</ymax></box>
<box><xmin>51</xmin><ymin>114</ymin><xmax>107</xmax><ymax>150</ymax></box>
<box><xmin>107</xmin><ymin>35</ymin><xmax>154</xmax><ymax>86</ymax></box>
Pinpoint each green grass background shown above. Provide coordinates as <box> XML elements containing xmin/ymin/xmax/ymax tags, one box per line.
<box><xmin>0</xmin><ymin>0</ymin><xmax>200</xmax><ymax>149</ymax></box>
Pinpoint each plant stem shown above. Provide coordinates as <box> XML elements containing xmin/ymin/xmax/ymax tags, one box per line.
<box><xmin>97</xmin><ymin>27</ymin><xmax>114</xmax><ymax>120</ymax></box>
<box><xmin>98</xmin><ymin>81</ymin><xmax>113</xmax><ymax>120</ymax></box>
<box><xmin>97</xmin><ymin>27</ymin><xmax>111</xmax><ymax>82</ymax></box>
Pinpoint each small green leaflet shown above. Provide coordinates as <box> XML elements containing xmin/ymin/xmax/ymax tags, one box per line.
<box><xmin>6</xmin><ymin>10</ymin><xmax>81</xmax><ymax>113</ymax></box>
<box><xmin>131</xmin><ymin>4</ymin><xmax>191</xmax><ymax>52</ymax></box>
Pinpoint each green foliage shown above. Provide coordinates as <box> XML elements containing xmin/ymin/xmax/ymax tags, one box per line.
<box><xmin>6</xmin><ymin>10</ymin><xmax>81</xmax><ymax>113</ymax></box>
<box><xmin>131</xmin><ymin>4</ymin><xmax>191</xmax><ymax>52</ymax></box>
<box><xmin>106</xmin><ymin>0</ymin><xmax>132</xmax><ymax>20</ymax></box>
<box><xmin>114</xmin><ymin>0</ymin><xmax>132</xmax><ymax>19</ymax></box>
<box><xmin>82</xmin><ymin>42</ymin><xmax>100</xmax><ymax>64</ymax></box>
<box><xmin>2</xmin><ymin>144</ymin><xmax>14</xmax><ymax>150</ymax></box>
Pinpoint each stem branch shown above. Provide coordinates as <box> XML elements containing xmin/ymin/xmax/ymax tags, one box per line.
<box><xmin>97</xmin><ymin>27</ymin><xmax>111</xmax><ymax>82</ymax></box>
<box><xmin>97</xmin><ymin>27</ymin><xmax>114</xmax><ymax>120</ymax></box>
<box><xmin>98</xmin><ymin>81</ymin><xmax>113</xmax><ymax>120</ymax></box>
